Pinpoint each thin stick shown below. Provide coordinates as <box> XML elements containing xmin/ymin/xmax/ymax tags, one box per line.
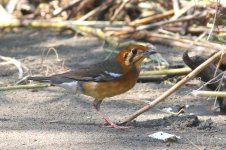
<box><xmin>131</xmin><ymin>32</ymin><xmax>222</xmax><ymax>53</ymax></box>
<box><xmin>53</xmin><ymin>0</ymin><xmax>81</xmax><ymax>16</ymax></box>
<box><xmin>0</xmin><ymin>84</ymin><xmax>50</xmax><ymax>91</ymax></box>
<box><xmin>121</xmin><ymin>50</ymin><xmax>224</xmax><ymax>124</ymax></box>
<box><xmin>113</xmin><ymin>12</ymin><xmax>205</xmax><ymax>36</ymax></box>
<box><xmin>172</xmin><ymin>0</ymin><xmax>180</xmax><ymax>17</ymax></box>
<box><xmin>0</xmin><ymin>55</ymin><xmax>27</xmax><ymax>79</ymax></box>
<box><xmin>0</xmin><ymin>19</ymin><xmax>125</xmax><ymax>28</ymax></box>
<box><xmin>164</xmin><ymin>26</ymin><xmax>226</xmax><ymax>34</ymax></box>
<box><xmin>110</xmin><ymin>0</ymin><xmax>130</xmax><ymax>21</ymax></box>
<box><xmin>129</xmin><ymin>10</ymin><xmax>174</xmax><ymax>26</ymax></box>
<box><xmin>192</xmin><ymin>91</ymin><xmax>226</xmax><ymax>97</ymax></box>
<box><xmin>77</xmin><ymin>0</ymin><xmax>112</xmax><ymax>21</ymax></box>
<box><xmin>170</xmin><ymin>4</ymin><xmax>193</xmax><ymax>21</ymax></box>
<box><xmin>136</xmin><ymin>12</ymin><xmax>205</xmax><ymax>31</ymax></box>
<box><xmin>140</xmin><ymin>67</ymin><xmax>191</xmax><ymax>76</ymax></box>
<box><xmin>206</xmin><ymin>0</ymin><xmax>219</xmax><ymax>40</ymax></box>
<box><xmin>6</xmin><ymin>0</ymin><xmax>19</xmax><ymax>14</ymax></box>
<box><xmin>41</xmin><ymin>47</ymin><xmax>61</xmax><ymax>68</ymax></box>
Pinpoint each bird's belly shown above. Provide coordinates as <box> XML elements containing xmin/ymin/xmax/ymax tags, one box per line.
<box><xmin>82</xmin><ymin>78</ymin><xmax>137</xmax><ymax>99</ymax></box>
<box><xmin>58</xmin><ymin>81</ymin><xmax>82</xmax><ymax>94</ymax></box>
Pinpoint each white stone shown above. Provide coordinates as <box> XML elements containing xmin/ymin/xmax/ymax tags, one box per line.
<box><xmin>148</xmin><ymin>131</ymin><xmax>180</xmax><ymax>142</ymax></box>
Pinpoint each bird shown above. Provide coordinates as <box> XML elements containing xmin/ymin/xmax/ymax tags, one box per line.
<box><xmin>27</xmin><ymin>44</ymin><xmax>156</xmax><ymax>128</ymax></box>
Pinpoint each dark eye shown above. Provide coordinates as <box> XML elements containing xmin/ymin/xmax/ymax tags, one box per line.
<box><xmin>131</xmin><ymin>48</ymin><xmax>137</xmax><ymax>55</ymax></box>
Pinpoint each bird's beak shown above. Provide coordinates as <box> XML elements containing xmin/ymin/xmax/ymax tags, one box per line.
<box><xmin>144</xmin><ymin>48</ymin><xmax>157</xmax><ymax>56</ymax></box>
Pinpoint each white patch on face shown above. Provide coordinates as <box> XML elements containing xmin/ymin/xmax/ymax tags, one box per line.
<box><xmin>104</xmin><ymin>71</ymin><xmax>121</xmax><ymax>77</ymax></box>
<box><xmin>58</xmin><ymin>81</ymin><xmax>80</xmax><ymax>93</ymax></box>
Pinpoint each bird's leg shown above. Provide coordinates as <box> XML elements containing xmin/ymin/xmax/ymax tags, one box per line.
<box><xmin>92</xmin><ymin>99</ymin><xmax>130</xmax><ymax>129</ymax></box>
<box><xmin>92</xmin><ymin>99</ymin><xmax>116</xmax><ymax>126</ymax></box>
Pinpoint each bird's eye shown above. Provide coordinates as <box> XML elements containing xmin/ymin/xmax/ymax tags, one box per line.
<box><xmin>131</xmin><ymin>48</ymin><xmax>137</xmax><ymax>55</ymax></box>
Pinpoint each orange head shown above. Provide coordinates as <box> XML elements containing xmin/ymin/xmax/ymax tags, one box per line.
<box><xmin>116</xmin><ymin>44</ymin><xmax>156</xmax><ymax>71</ymax></box>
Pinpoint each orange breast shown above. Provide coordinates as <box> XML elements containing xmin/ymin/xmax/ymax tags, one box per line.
<box><xmin>82</xmin><ymin>69</ymin><xmax>139</xmax><ymax>100</ymax></box>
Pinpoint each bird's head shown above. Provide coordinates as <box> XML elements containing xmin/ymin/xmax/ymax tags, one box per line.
<box><xmin>116</xmin><ymin>44</ymin><xmax>156</xmax><ymax>70</ymax></box>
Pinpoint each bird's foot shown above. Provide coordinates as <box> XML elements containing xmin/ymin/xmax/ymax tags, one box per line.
<box><xmin>102</xmin><ymin>120</ymin><xmax>133</xmax><ymax>129</ymax></box>
<box><xmin>101</xmin><ymin>123</ymin><xmax>132</xmax><ymax>129</ymax></box>
<box><xmin>93</xmin><ymin>100</ymin><xmax>133</xmax><ymax>129</ymax></box>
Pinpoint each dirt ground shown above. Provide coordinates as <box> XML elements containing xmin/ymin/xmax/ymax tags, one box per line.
<box><xmin>0</xmin><ymin>28</ymin><xmax>226</xmax><ymax>150</ymax></box>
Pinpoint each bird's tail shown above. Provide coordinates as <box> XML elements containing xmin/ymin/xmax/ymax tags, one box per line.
<box><xmin>27</xmin><ymin>76</ymin><xmax>51</xmax><ymax>82</ymax></box>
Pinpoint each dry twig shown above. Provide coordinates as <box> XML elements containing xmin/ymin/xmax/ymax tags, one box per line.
<box><xmin>192</xmin><ymin>91</ymin><xmax>226</xmax><ymax>97</ymax></box>
<box><xmin>53</xmin><ymin>0</ymin><xmax>81</xmax><ymax>16</ymax></box>
<box><xmin>0</xmin><ymin>83</ymin><xmax>50</xmax><ymax>91</ymax></box>
<box><xmin>77</xmin><ymin>0</ymin><xmax>113</xmax><ymax>21</ymax></box>
<box><xmin>0</xmin><ymin>55</ymin><xmax>28</xmax><ymax>79</ymax></box>
<box><xmin>110</xmin><ymin>0</ymin><xmax>131</xmax><ymax>22</ymax></box>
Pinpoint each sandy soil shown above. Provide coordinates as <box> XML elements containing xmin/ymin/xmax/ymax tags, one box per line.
<box><xmin>0</xmin><ymin>28</ymin><xmax>226</xmax><ymax>150</ymax></box>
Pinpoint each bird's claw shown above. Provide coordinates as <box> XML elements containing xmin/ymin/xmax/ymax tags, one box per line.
<box><xmin>101</xmin><ymin>122</ymin><xmax>133</xmax><ymax>129</ymax></box>
<box><xmin>101</xmin><ymin>124</ymin><xmax>132</xmax><ymax>129</ymax></box>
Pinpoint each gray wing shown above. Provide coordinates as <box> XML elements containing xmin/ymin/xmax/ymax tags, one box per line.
<box><xmin>54</xmin><ymin>58</ymin><xmax>124</xmax><ymax>82</ymax></box>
